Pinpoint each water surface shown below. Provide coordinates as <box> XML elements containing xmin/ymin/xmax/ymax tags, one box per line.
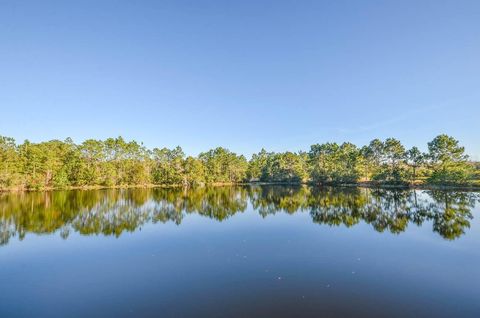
<box><xmin>1</xmin><ymin>186</ymin><xmax>479</xmax><ymax>317</ymax></box>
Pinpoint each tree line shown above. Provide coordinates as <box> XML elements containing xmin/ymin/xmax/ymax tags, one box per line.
<box><xmin>0</xmin><ymin>134</ymin><xmax>478</xmax><ymax>190</ymax></box>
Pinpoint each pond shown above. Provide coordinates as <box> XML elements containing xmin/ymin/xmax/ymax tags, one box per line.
<box><xmin>1</xmin><ymin>186</ymin><xmax>479</xmax><ymax>317</ymax></box>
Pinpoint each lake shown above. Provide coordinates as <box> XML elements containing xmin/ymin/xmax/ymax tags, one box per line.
<box><xmin>1</xmin><ymin>186</ymin><xmax>479</xmax><ymax>317</ymax></box>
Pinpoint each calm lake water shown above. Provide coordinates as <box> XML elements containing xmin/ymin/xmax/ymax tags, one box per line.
<box><xmin>1</xmin><ymin>186</ymin><xmax>479</xmax><ymax>317</ymax></box>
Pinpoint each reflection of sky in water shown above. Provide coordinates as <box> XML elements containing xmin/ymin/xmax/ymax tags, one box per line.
<box><xmin>0</xmin><ymin>187</ymin><xmax>479</xmax><ymax>317</ymax></box>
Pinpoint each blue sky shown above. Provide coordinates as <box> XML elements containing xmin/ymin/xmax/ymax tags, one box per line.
<box><xmin>1</xmin><ymin>0</ymin><xmax>479</xmax><ymax>159</ymax></box>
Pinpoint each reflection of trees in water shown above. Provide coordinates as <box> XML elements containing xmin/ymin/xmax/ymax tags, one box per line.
<box><xmin>307</xmin><ymin>188</ymin><xmax>477</xmax><ymax>239</ymax></box>
<box><xmin>150</xmin><ymin>186</ymin><xmax>248</xmax><ymax>221</ymax></box>
<box><xmin>0</xmin><ymin>187</ymin><xmax>248</xmax><ymax>245</ymax></box>
<box><xmin>248</xmin><ymin>185</ymin><xmax>311</xmax><ymax>217</ymax></box>
<box><xmin>247</xmin><ymin>186</ymin><xmax>478</xmax><ymax>240</ymax></box>
<box><xmin>423</xmin><ymin>191</ymin><xmax>476</xmax><ymax>240</ymax></box>
<box><xmin>0</xmin><ymin>186</ymin><xmax>478</xmax><ymax>245</ymax></box>
<box><xmin>354</xmin><ymin>189</ymin><xmax>414</xmax><ymax>234</ymax></box>
<box><xmin>309</xmin><ymin>187</ymin><xmax>368</xmax><ymax>228</ymax></box>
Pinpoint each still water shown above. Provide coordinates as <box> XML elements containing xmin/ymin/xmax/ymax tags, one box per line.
<box><xmin>1</xmin><ymin>186</ymin><xmax>479</xmax><ymax>317</ymax></box>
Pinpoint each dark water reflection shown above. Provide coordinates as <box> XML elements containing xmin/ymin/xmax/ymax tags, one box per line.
<box><xmin>1</xmin><ymin>186</ymin><xmax>478</xmax><ymax>244</ymax></box>
<box><xmin>1</xmin><ymin>186</ymin><xmax>480</xmax><ymax>317</ymax></box>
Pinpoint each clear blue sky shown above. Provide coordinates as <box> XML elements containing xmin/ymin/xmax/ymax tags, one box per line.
<box><xmin>1</xmin><ymin>0</ymin><xmax>479</xmax><ymax>159</ymax></box>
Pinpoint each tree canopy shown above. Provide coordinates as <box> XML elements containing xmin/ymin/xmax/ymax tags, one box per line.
<box><xmin>0</xmin><ymin>134</ymin><xmax>477</xmax><ymax>190</ymax></box>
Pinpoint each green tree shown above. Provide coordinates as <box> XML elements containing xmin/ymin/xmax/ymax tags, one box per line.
<box><xmin>405</xmin><ymin>146</ymin><xmax>425</xmax><ymax>182</ymax></box>
<box><xmin>360</xmin><ymin>139</ymin><xmax>384</xmax><ymax>181</ymax></box>
<box><xmin>199</xmin><ymin>147</ymin><xmax>247</xmax><ymax>183</ymax></box>
<box><xmin>0</xmin><ymin>134</ymin><xmax>476</xmax><ymax>190</ymax></box>
<box><xmin>264</xmin><ymin>152</ymin><xmax>308</xmax><ymax>183</ymax></box>
<box><xmin>309</xmin><ymin>142</ymin><xmax>361</xmax><ymax>183</ymax></box>
<box><xmin>247</xmin><ymin>148</ymin><xmax>271</xmax><ymax>181</ymax></box>
<box><xmin>78</xmin><ymin>139</ymin><xmax>106</xmax><ymax>185</ymax></box>
<box><xmin>183</xmin><ymin>156</ymin><xmax>205</xmax><ymax>186</ymax></box>
<box><xmin>377</xmin><ymin>138</ymin><xmax>407</xmax><ymax>184</ymax></box>
<box><xmin>427</xmin><ymin>135</ymin><xmax>472</xmax><ymax>184</ymax></box>
<box><xmin>0</xmin><ymin>136</ymin><xmax>20</xmax><ymax>189</ymax></box>
<box><xmin>152</xmin><ymin>146</ymin><xmax>185</xmax><ymax>185</ymax></box>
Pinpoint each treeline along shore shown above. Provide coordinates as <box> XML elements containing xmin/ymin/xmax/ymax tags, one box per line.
<box><xmin>0</xmin><ymin>134</ymin><xmax>479</xmax><ymax>191</ymax></box>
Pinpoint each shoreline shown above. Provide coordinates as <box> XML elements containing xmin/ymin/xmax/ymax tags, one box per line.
<box><xmin>249</xmin><ymin>181</ymin><xmax>480</xmax><ymax>191</ymax></box>
<box><xmin>1</xmin><ymin>181</ymin><xmax>480</xmax><ymax>193</ymax></box>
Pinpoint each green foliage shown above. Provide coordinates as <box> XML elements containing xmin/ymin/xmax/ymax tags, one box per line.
<box><xmin>247</xmin><ymin>150</ymin><xmax>308</xmax><ymax>183</ymax></box>
<box><xmin>198</xmin><ymin>147</ymin><xmax>247</xmax><ymax>183</ymax></box>
<box><xmin>0</xmin><ymin>136</ymin><xmax>20</xmax><ymax>188</ymax></box>
<box><xmin>247</xmin><ymin>149</ymin><xmax>270</xmax><ymax>181</ymax></box>
<box><xmin>0</xmin><ymin>134</ymin><xmax>477</xmax><ymax>190</ymax></box>
<box><xmin>360</xmin><ymin>139</ymin><xmax>383</xmax><ymax>181</ymax></box>
<box><xmin>262</xmin><ymin>152</ymin><xmax>308</xmax><ymax>183</ymax></box>
<box><xmin>152</xmin><ymin>146</ymin><xmax>185</xmax><ymax>185</ymax></box>
<box><xmin>405</xmin><ymin>146</ymin><xmax>425</xmax><ymax>181</ymax></box>
<box><xmin>371</xmin><ymin>138</ymin><xmax>409</xmax><ymax>184</ymax></box>
<box><xmin>309</xmin><ymin>142</ymin><xmax>361</xmax><ymax>183</ymax></box>
<box><xmin>427</xmin><ymin>135</ymin><xmax>472</xmax><ymax>184</ymax></box>
<box><xmin>183</xmin><ymin>156</ymin><xmax>206</xmax><ymax>186</ymax></box>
